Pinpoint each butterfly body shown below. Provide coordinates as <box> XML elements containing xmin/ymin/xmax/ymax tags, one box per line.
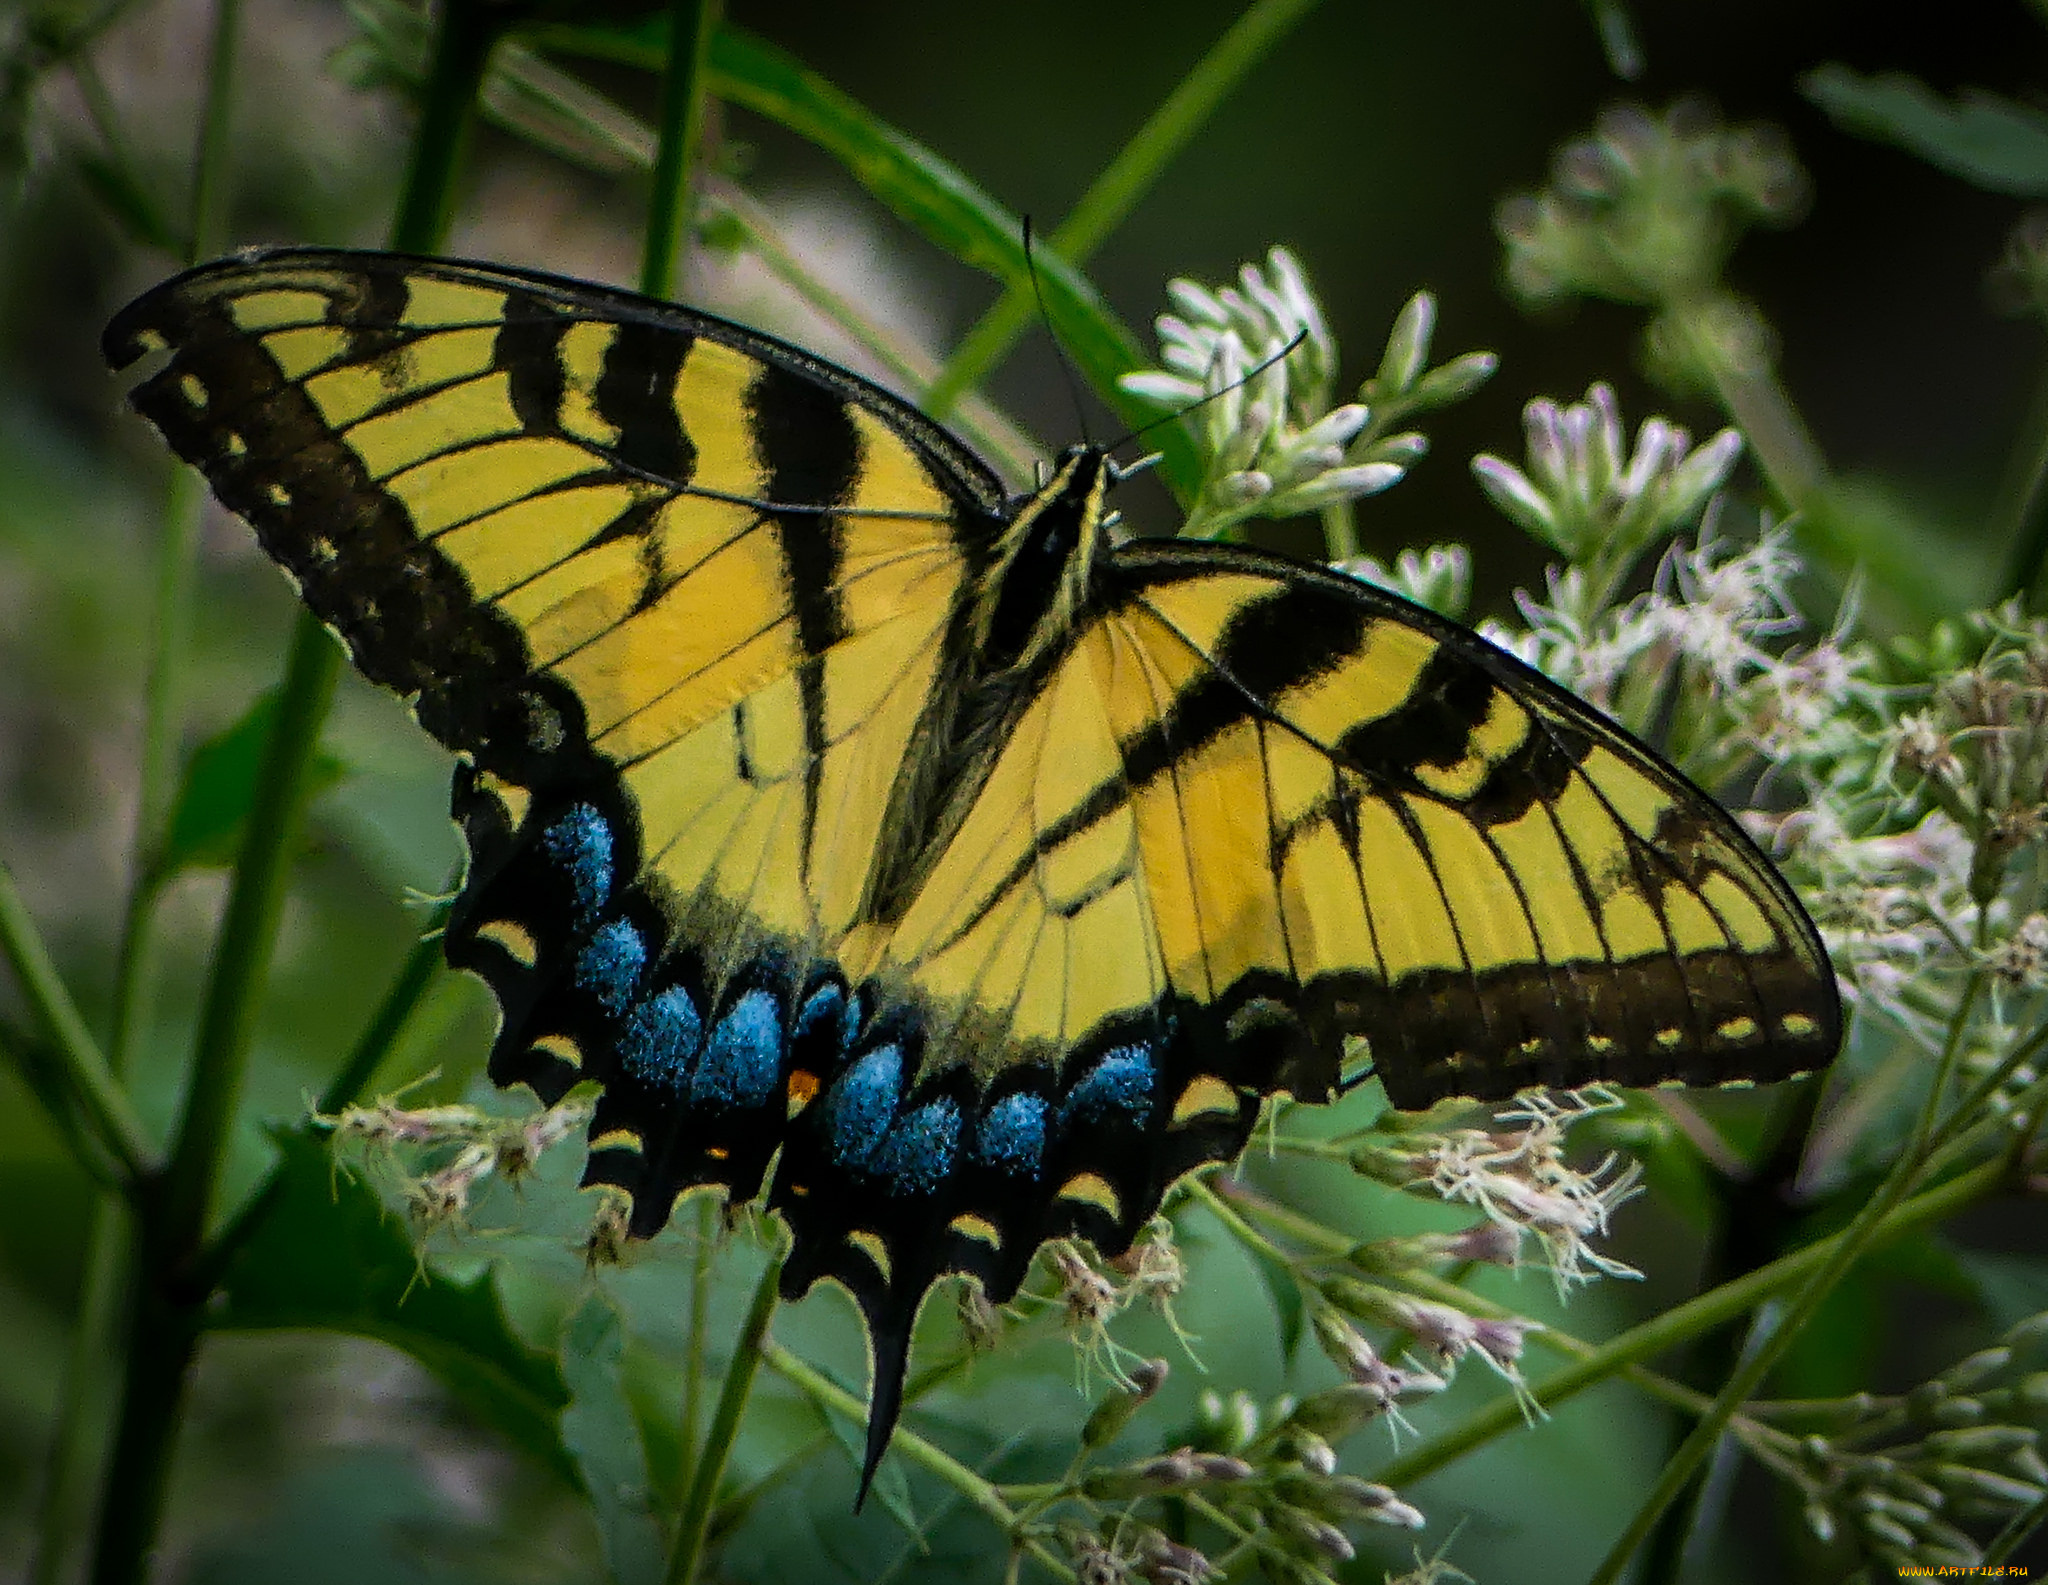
<box><xmin>105</xmin><ymin>249</ymin><xmax>1839</xmax><ymax>1498</ymax></box>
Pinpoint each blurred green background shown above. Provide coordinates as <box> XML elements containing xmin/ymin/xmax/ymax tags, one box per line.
<box><xmin>4</xmin><ymin>1</ymin><xmax>2047</xmax><ymax>1580</ymax></box>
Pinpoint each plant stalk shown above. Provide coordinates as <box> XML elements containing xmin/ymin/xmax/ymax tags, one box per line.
<box><xmin>759</xmin><ymin>1341</ymin><xmax>1075</xmax><ymax>1581</ymax></box>
<box><xmin>640</xmin><ymin>0</ymin><xmax>721</xmax><ymax>300</ymax></box>
<box><xmin>85</xmin><ymin>0</ymin><xmax>497</xmax><ymax>1574</ymax></box>
<box><xmin>1584</xmin><ymin>979</ymin><xmax>1985</xmax><ymax>1585</ymax></box>
<box><xmin>923</xmin><ymin>0</ymin><xmax>1325</xmax><ymax>417</ymax></box>
<box><xmin>31</xmin><ymin>0</ymin><xmax>247</xmax><ymax>1558</ymax></box>
<box><xmin>0</xmin><ymin>864</ymin><xmax>153</xmax><ymax>1184</ymax></box>
<box><xmin>666</xmin><ymin>1246</ymin><xmax>782</xmax><ymax>1585</ymax></box>
<box><xmin>1370</xmin><ymin>1155</ymin><xmax>1999</xmax><ymax>1490</ymax></box>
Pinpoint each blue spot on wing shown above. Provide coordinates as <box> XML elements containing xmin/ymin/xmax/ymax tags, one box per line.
<box><xmin>692</xmin><ymin>990</ymin><xmax>783</xmax><ymax>1109</ymax></box>
<box><xmin>975</xmin><ymin>1093</ymin><xmax>1048</xmax><ymax>1177</ymax></box>
<box><xmin>1062</xmin><ymin>1046</ymin><xmax>1155</xmax><ymax>1128</ymax></box>
<box><xmin>543</xmin><ymin>804</ymin><xmax>613</xmax><ymax>925</ymax></box>
<box><xmin>825</xmin><ymin>1044</ymin><xmax>901</xmax><ymax>1171</ymax></box>
<box><xmin>874</xmin><ymin>1099</ymin><xmax>960</xmax><ymax>1196</ymax></box>
<box><xmin>795</xmin><ymin>982</ymin><xmax>858</xmax><ymax>1061</ymax></box>
<box><xmin>620</xmin><ymin>985</ymin><xmax>702</xmax><ymax>1092</ymax></box>
<box><xmin>575</xmin><ymin>919</ymin><xmax>645</xmax><ymax>1015</ymax></box>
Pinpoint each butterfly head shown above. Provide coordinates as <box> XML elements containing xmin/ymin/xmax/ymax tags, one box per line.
<box><xmin>976</xmin><ymin>444</ymin><xmax>1123</xmax><ymax>672</ymax></box>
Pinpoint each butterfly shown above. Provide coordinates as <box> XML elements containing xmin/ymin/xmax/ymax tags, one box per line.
<box><xmin>104</xmin><ymin>248</ymin><xmax>1840</xmax><ymax>1500</ymax></box>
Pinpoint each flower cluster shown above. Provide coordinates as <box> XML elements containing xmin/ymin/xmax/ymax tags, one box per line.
<box><xmin>318</xmin><ymin>1093</ymin><xmax>592</xmax><ymax>1233</ymax></box>
<box><xmin>1120</xmin><ymin>248</ymin><xmax>1494</xmax><ymax>541</ymax></box>
<box><xmin>1499</xmin><ymin>100</ymin><xmax>1805</xmax><ymax>308</ymax></box>
<box><xmin>1034</xmin><ymin>1365</ymin><xmax>1427</xmax><ymax>1585</ymax></box>
<box><xmin>1040</xmin><ymin>1226</ymin><xmax>1193</xmax><ymax>1392</ymax></box>
<box><xmin>1355</xmin><ymin>1088</ymin><xmax>1646</xmax><ymax>1297</ymax></box>
<box><xmin>1748</xmin><ymin>605</ymin><xmax>2048</xmax><ymax>1047</ymax></box>
<box><xmin>1473</xmin><ymin>381</ymin><xmax>1742</xmax><ymax>596</ymax></box>
<box><xmin>1496</xmin><ymin>99</ymin><xmax>1805</xmax><ymax>395</ymax></box>
<box><xmin>1337</xmin><ymin>543</ymin><xmax>1471</xmax><ymax>620</ymax></box>
<box><xmin>1758</xmin><ymin>1311</ymin><xmax>2048</xmax><ymax>1570</ymax></box>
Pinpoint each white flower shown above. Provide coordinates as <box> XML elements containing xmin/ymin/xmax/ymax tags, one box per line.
<box><xmin>1471</xmin><ymin>382</ymin><xmax>1741</xmax><ymax>567</ymax></box>
<box><xmin>1422</xmin><ymin>1088</ymin><xmax>1647</xmax><ymax>1295</ymax></box>
<box><xmin>1123</xmin><ymin>250</ymin><xmax>1492</xmax><ymax>540</ymax></box>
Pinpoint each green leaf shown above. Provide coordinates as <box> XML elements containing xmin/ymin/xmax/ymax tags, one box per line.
<box><xmin>560</xmin><ymin>1291</ymin><xmax>666</xmax><ymax>1585</ymax></box>
<box><xmin>210</xmin><ymin>1128</ymin><xmax>575</xmax><ymax>1486</ymax></box>
<box><xmin>1955</xmin><ymin>1249</ymin><xmax>2048</xmax><ymax>1334</ymax></box>
<box><xmin>343</xmin><ymin>7</ymin><xmax>1185</xmax><ymax>491</ymax></box>
<box><xmin>1246</xmin><ymin>1236</ymin><xmax>1305</xmax><ymax>1367</ymax></box>
<box><xmin>158</xmin><ymin>692</ymin><xmax>348</xmax><ymax>879</ymax></box>
<box><xmin>74</xmin><ymin>151</ymin><xmax>184</xmax><ymax>253</ymax></box>
<box><xmin>1803</xmin><ymin>65</ymin><xmax>2048</xmax><ymax>196</ymax></box>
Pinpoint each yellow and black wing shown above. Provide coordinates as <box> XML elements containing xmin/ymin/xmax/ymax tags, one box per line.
<box><xmin>102</xmin><ymin>244</ymin><xmax>1015</xmax><ymax>1226</ymax></box>
<box><xmin>809</xmin><ymin>538</ymin><xmax>1839</xmax><ymax>1367</ymax></box>
<box><xmin>106</xmin><ymin>248</ymin><xmax>1839</xmax><ymax>1505</ymax></box>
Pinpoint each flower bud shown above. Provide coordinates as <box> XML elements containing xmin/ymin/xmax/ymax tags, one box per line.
<box><xmin>1374</xmin><ymin>292</ymin><xmax>1436</xmax><ymax>396</ymax></box>
<box><xmin>1471</xmin><ymin>455</ymin><xmax>1560</xmax><ymax>543</ymax></box>
<box><xmin>1409</xmin><ymin>350</ymin><xmax>1499</xmax><ymax>410</ymax></box>
<box><xmin>1923</xmin><ymin>1425</ymin><xmax>2037</xmax><ymax>1461</ymax></box>
<box><xmin>1278</xmin><ymin>1512</ymin><xmax>1355</xmax><ymax>1563</ymax></box>
<box><xmin>1285</xmin><ymin>1382</ymin><xmax>1390</xmax><ymax>1440</ymax></box>
<box><xmin>1079</xmin><ymin>1359</ymin><xmax>1169</xmax><ymax>1449</ymax></box>
<box><xmin>1928</xmin><ymin>1463</ymin><xmax>2044</xmax><ymax>1507</ymax></box>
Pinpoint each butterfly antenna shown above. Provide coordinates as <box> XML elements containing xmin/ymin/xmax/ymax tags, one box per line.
<box><xmin>1105</xmin><ymin>328</ymin><xmax>1310</xmax><ymax>459</ymax></box>
<box><xmin>1022</xmin><ymin>217</ymin><xmax>1096</xmax><ymax>449</ymax></box>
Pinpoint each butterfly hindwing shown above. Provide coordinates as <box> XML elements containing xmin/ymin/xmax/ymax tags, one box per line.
<box><xmin>862</xmin><ymin>539</ymin><xmax>1838</xmax><ymax>1293</ymax></box>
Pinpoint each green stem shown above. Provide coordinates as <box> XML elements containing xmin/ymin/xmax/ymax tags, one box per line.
<box><xmin>1318</xmin><ymin>500</ymin><xmax>1359</xmax><ymax>562</ymax></box>
<box><xmin>760</xmin><ymin>1342</ymin><xmax>1074</xmax><ymax>1582</ymax></box>
<box><xmin>104</xmin><ymin>0</ymin><xmax>239</xmax><ymax>1071</ymax></box>
<box><xmin>92</xmin><ymin>619</ymin><xmax>341</xmax><ymax>1585</ymax></box>
<box><xmin>1993</xmin><ymin>351</ymin><xmax>2048</xmax><ymax>610</ymax></box>
<box><xmin>88</xmin><ymin>3</ymin><xmax>493</xmax><ymax>1575</ymax></box>
<box><xmin>640</xmin><ymin>0</ymin><xmax>721</xmax><ymax>299</ymax></box>
<box><xmin>666</xmin><ymin>1246</ymin><xmax>782</xmax><ymax>1585</ymax></box>
<box><xmin>922</xmin><ymin>0</ymin><xmax>1325</xmax><ymax>418</ymax></box>
<box><xmin>319</xmin><ymin>925</ymin><xmax>445</xmax><ymax>1116</ymax></box>
<box><xmin>0</xmin><ymin>864</ymin><xmax>153</xmax><ymax>1183</ymax></box>
<box><xmin>677</xmin><ymin>1199</ymin><xmax>716</xmax><ymax>1502</ymax></box>
<box><xmin>185</xmin><ymin>0</ymin><xmax>242</xmax><ymax>260</ymax></box>
<box><xmin>1371</xmin><ymin>1156</ymin><xmax>2000</xmax><ymax>1491</ymax></box>
<box><xmin>388</xmin><ymin>0</ymin><xmax>503</xmax><ymax>258</ymax></box>
<box><xmin>25</xmin><ymin>0</ymin><xmax>244</xmax><ymax>1558</ymax></box>
<box><xmin>156</xmin><ymin>618</ymin><xmax>339</xmax><ymax>1252</ymax></box>
<box><xmin>85</xmin><ymin>1277</ymin><xmax>198</xmax><ymax>1585</ymax></box>
<box><xmin>193</xmin><ymin>910</ymin><xmax>447</xmax><ymax>1299</ymax></box>
<box><xmin>27</xmin><ymin>1203</ymin><xmax>129</xmax><ymax>1585</ymax></box>
<box><xmin>107</xmin><ymin>475</ymin><xmax>203</xmax><ymax>1070</ymax></box>
<box><xmin>710</xmin><ymin>1314</ymin><xmax>1040</xmax><ymax>1538</ymax></box>
<box><xmin>704</xmin><ymin>186</ymin><xmax>1040</xmax><ymax>479</ymax></box>
<box><xmin>1584</xmin><ymin>982</ymin><xmax>1985</xmax><ymax>1585</ymax></box>
<box><xmin>1667</xmin><ymin>295</ymin><xmax>1826</xmax><ymax>512</ymax></box>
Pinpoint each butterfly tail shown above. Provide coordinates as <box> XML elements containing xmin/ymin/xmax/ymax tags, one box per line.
<box><xmin>856</xmin><ymin>1299</ymin><xmax>915</xmax><ymax>1511</ymax></box>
